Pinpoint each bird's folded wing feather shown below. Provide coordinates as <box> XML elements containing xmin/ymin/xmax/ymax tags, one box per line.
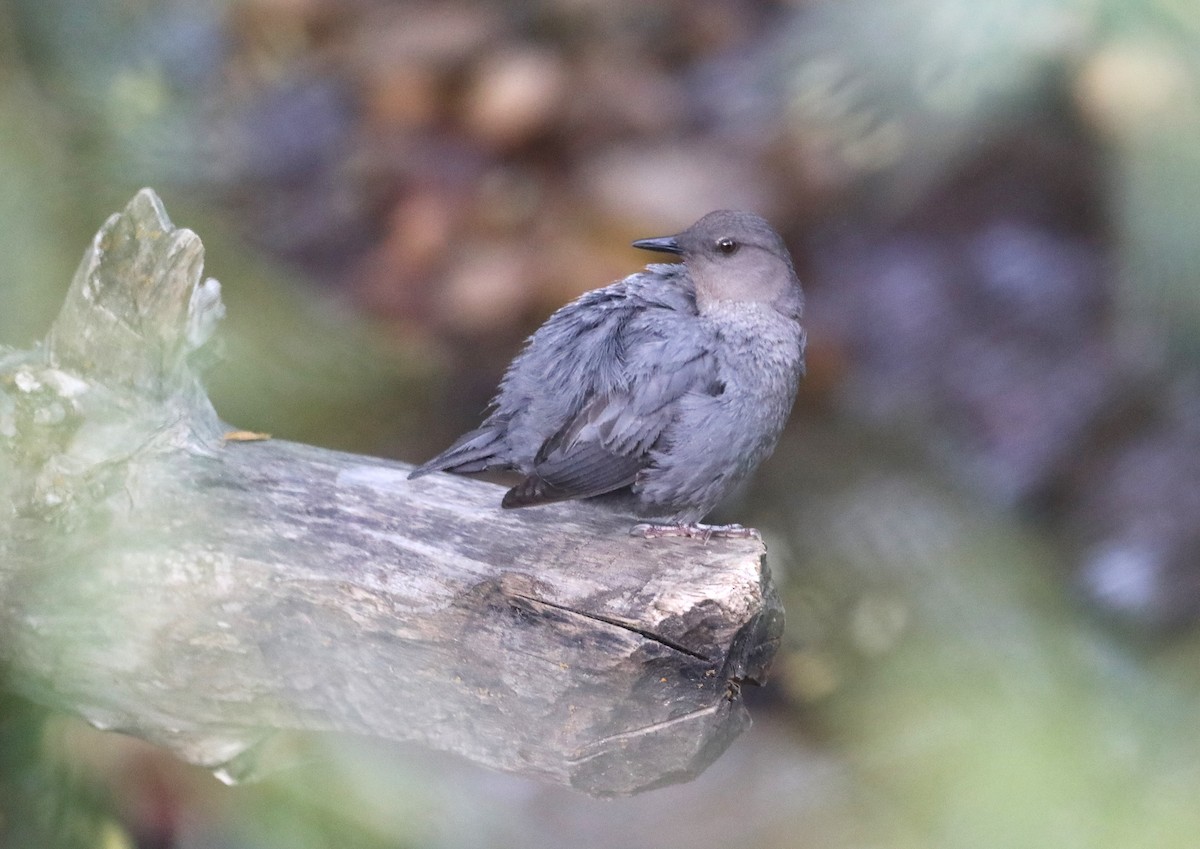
<box><xmin>504</xmin><ymin>317</ymin><xmax>719</xmax><ymax>507</ymax></box>
<box><xmin>411</xmin><ymin>276</ymin><xmax>682</xmax><ymax>479</ymax></box>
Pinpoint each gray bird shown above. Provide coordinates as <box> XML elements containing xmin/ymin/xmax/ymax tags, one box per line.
<box><xmin>409</xmin><ymin>210</ymin><xmax>805</xmax><ymax>538</ymax></box>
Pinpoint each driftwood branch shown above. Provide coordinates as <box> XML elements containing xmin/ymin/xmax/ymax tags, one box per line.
<box><xmin>0</xmin><ymin>190</ymin><xmax>783</xmax><ymax>796</ymax></box>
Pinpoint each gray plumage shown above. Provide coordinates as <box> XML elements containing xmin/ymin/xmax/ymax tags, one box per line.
<box><xmin>409</xmin><ymin>210</ymin><xmax>805</xmax><ymax>531</ymax></box>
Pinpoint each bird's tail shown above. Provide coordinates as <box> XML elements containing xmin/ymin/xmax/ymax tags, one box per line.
<box><xmin>407</xmin><ymin>426</ymin><xmax>507</xmax><ymax>479</ymax></box>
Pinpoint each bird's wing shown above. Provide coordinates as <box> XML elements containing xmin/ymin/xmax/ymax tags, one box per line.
<box><xmin>413</xmin><ymin>266</ymin><xmax>705</xmax><ymax>490</ymax></box>
<box><xmin>502</xmin><ymin>322</ymin><xmax>720</xmax><ymax>508</ymax></box>
<box><xmin>410</xmin><ymin>281</ymin><xmax>673</xmax><ymax>479</ymax></box>
<box><xmin>494</xmin><ymin>271</ymin><xmax>687</xmax><ymax>408</ymax></box>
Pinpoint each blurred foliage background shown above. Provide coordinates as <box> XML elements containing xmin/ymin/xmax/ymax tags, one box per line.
<box><xmin>4</xmin><ymin>0</ymin><xmax>1200</xmax><ymax>846</ymax></box>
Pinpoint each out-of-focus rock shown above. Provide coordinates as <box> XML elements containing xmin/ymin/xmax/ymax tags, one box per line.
<box><xmin>435</xmin><ymin>241</ymin><xmax>533</xmax><ymax>334</ymax></box>
<box><xmin>460</xmin><ymin>48</ymin><xmax>569</xmax><ymax>150</ymax></box>
<box><xmin>351</xmin><ymin>4</ymin><xmax>506</xmax><ymax>132</ymax></box>
<box><xmin>806</xmin><ymin>119</ymin><xmax>1117</xmax><ymax>505</ymax></box>
<box><xmin>563</xmin><ymin>49</ymin><xmax>688</xmax><ymax>143</ymax></box>
<box><xmin>361</xmin><ymin>61</ymin><xmax>444</xmax><ymax>131</ymax></box>
<box><xmin>516</xmin><ymin>213</ymin><xmax>641</xmax><ymax>312</ymax></box>
<box><xmin>472</xmin><ymin>165</ymin><xmax>547</xmax><ymax>233</ymax></box>
<box><xmin>352</xmin><ymin>189</ymin><xmax>460</xmax><ymax>319</ymax></box>
<box><xmin>1079</xmin><ymin>535</ymin><xmax>1200</xmax><ymax>632</ymax></box>
<box><xmin>352</xmin><ymin>3</ymin><xmax>502</xmax><ymax>68</ymax></box>
<box><xmin>200</xmin><ymin>76</ymin><xmax>388</xmax><ymax>281</ymax></box>
<box><xmin>1075</xmin><ymin>40</ymin><xmax>1193</xmax><ymax>140</ymax></box>
<box><xmin>579</xmin><ymin>143</ymin><xmax>780</xmax><ymax>230</ymax></box>
<box><xmin>385</xmin><ymin>189</ymin><xmax>458</xmax><ymax>272</ymax></box>
<box><xmin>811</xmin><ymin>220</ymin><xmax>1117</xmax><ymax>503</ymax></box>
<box><xmin>205</xmin><ymin>76</ymin><xmax>356</xmax><ymax>185</ymax></box>
<box><xmin>1070</xmin><ymin>381</ymin><xmax>1200</xmax><ymax>630</ymax></box>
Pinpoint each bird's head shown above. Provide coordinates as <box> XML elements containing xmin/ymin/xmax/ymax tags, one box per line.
<box><xmin>633</xmin><ymin>210</ymin><xmax>802</xmax><ymax>319</ymax></box>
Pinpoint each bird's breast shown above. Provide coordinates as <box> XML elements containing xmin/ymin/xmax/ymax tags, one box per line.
<box><xmin>703</xmin><ymin>306</ymin><xmax>804</xmax><ymax>396</ymax></box>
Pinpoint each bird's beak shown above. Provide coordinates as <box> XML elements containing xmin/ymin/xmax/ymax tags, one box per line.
<box><xmin>631</xmin><ymin>235</ymin><xmax>682</xmax><ymax>255</ymax></box>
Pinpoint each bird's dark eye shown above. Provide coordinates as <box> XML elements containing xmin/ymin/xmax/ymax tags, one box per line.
<box><xmin>716</xmin><ymin>237</ymin><xmax>739</xmax><ymax>256</ymax></box>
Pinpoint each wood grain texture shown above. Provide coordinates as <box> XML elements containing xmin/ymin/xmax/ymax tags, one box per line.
<box><xmin>0</xmin><ymin>189</ymin><xmax>783</xmax><ymax>796</ymax></box>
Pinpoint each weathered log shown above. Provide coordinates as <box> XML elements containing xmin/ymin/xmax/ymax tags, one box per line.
<box><xmin>0</xmin><ymin>189</ymin><xmax>782</xmax><ymax>796</ymax></box>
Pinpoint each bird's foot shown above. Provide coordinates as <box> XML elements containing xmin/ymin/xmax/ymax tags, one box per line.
<box><xmin>630</xmin><ymin>522</ymin><xmax>762</xmax><ymax>542</ymax></box>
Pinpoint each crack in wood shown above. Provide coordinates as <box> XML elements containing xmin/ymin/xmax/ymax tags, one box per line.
<box><xmin>566</xmin><ymin>703</ymin><xmax>722</xmax><ymax>764</ymax></box>
<box><xmin>511</xmin><ymin>593</ymin><xmax>713</xmax><ymax>662</ymax></box>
